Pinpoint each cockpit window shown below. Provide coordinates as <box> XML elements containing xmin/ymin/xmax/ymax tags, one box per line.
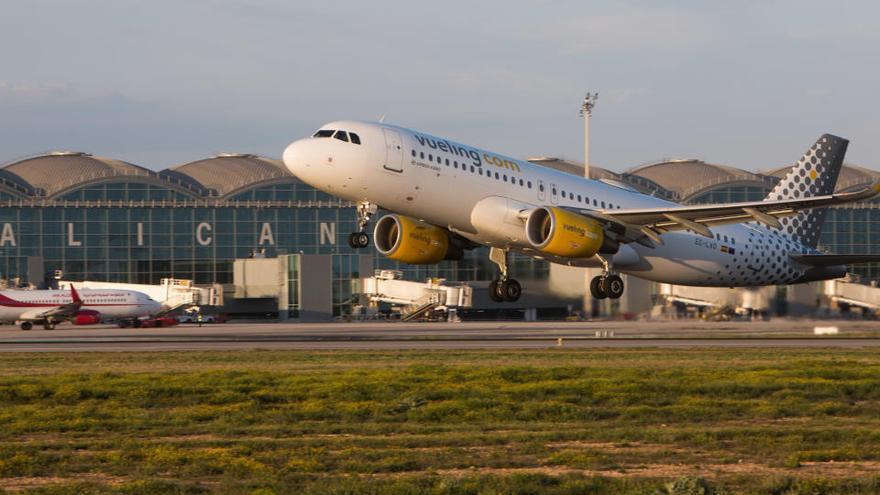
<box><xmin>350</xmin><ymin>133</ymin><xmax>361</xmax><ymax>145</ymax></box>
<box><xmin>333</xmin><ymin>131</ymin><xmax>349</xmax><ymax>142</ymax></box>
<box><xmin>313</xmin><ymin>129</ymin><xmax>334</xmax><ymax>138</ymax></box>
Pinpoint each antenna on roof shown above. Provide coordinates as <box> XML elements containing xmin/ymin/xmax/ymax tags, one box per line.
<box><xmin>378</xmin><ymin>114</ymin><xmax>386</xmax><ymax>123</ymax></box>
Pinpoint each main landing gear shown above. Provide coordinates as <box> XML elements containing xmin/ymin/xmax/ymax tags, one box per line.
<box><xmin>19</xmin><ymin>321</ymin><xmax>32</xmax><ymax>331</ymax></box>
<box><xmin>348</xmin><ymin>201</ymin><xmax>377</xmax><ymax>249</ymax></box>
<box><xmin>488</xmin><ymin>247</ymin><xmax>522</xmax><ymax>303</ymax></box>
<box><xmin>589</xmin><ymin>256</ymin><xmax>624</xmax><ymax>300</ymax></box>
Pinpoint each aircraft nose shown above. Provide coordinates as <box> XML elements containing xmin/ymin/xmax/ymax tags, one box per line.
<box><xmin>283</xmin><ymin>139</ymin><xmax>309</xmax><ymax>177</ymax></box>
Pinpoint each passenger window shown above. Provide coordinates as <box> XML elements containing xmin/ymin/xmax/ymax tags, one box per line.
<box><xmin>577</xmin><ymin>194</ymin><xmax>582</xmax><ymax>202</ymax></box>
<box><xmin>471</xmin><ymin>166</ymin><xmax>475</xmax><ymax>173</ymax></box>
<box><xmin>538</xmin><ymin>183</ymin><xmax>543</xmax><ymax>192</ymax></box>
<box><xmin>479</xmin><ymin>169</ymin><xmax>483</xmax><ymax>176</ymax></box>
<box><xmin>333</xmin><ymin>131</ymin><xmax>349</xmax><ymax>142</ymax></box>
<box><xmin>601</xmin><ymin>201</ymin><xmax>606</xmax><ymax>208</ymax></box>
<box><xmin>350</xmin><ymin>133</ymin><xmax>361</xmax><ymax>144</ymax></box>
<box><xmin>593</xmin><ymin>199</ymin><xmax>597</xmax><ymax>206</ymax></box>
<box><xmin>445</xmin><ymin>158</ymin><xmax>449</xmax><ymax>165</ymax></box>
<box><xmin>437</xmin><ymin>155</ymin><xmax>442</xmax><ymax>163</ymax></box>
<box><xmin>503</xmin><ymin>175</ymin><xmax>508</xmax><ymax>182</ymax></box>
<box><xmin>411</xmin><ymin>150</ymin><xmax>416</xmax><ymax>157</ymax></box>
<box><xmin>420</xmin><ymin>152</ymin><xmax>425</xmax><ymax>159</ymax></box>
<box><xmin>527</xmin><ymin>181</ymin><xmax>532</xmax><ymax>188</ymax></box>
<box><xmin>428</xmin><ymin>154</ymin><xmax>433</xmax><ymax>161</ymax></box>
<box><xmin>313</xmin><ymin>129</ymin><xmax>334</xmax><ymax>138</ymax></box>
<box><xmin>454</xmin><ymin>162</ymin><xmax>458</xmax><ymax>169</ymax></box>
<box><xmin>519</xmin><ymin>179</ymin><xmax>524</xmax><ymax>186</ymax></box>
<box><xmin>495</xmin><ymin>172</ymin><xmax>500</xmax><ymax>179</ymax></box>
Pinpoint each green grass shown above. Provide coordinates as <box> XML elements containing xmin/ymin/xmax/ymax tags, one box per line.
<box><xmin>1</xmin><ymin>348</ymin><xmax>879</xmax><ymax>494</ymax></box>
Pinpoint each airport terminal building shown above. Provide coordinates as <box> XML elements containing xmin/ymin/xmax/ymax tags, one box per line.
<box><xmin>0</xmin><ymin>151</ymin><xmax>876</xmax><ymax>318</ymax></box>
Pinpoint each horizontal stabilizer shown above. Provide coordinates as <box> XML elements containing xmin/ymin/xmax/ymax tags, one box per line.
<box><xmin>791</xmin><ymin>254</ymin><xmax>880</xmax><ymax>267</ymax></box>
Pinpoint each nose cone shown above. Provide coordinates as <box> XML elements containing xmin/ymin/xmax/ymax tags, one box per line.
<box><xmin>283</xmin><ymin>139</ymin><xmax>309</xmax><ymax>177</ymax></box>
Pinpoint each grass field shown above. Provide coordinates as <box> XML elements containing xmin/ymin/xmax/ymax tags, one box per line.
<box><xmin>1</xmin><ymin>348</ymin><xmax>880</xmax><ymax>494</ymax></box>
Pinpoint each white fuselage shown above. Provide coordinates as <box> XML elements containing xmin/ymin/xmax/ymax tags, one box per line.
<box><xmin>0</xmin><ymin>289</ymin><xmax>162</xmax><ymax>323</ymax></box>
<box><xmin>283</xmin><ymin>121</ymin><xmax>843</xmax><ymax>287</ymax></box>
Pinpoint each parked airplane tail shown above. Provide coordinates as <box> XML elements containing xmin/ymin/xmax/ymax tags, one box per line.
<box><xmin>764</xmin><ymin>134</ymin><xmax>848</xmax><ymax>248</ymax></box>
<box><xmin>70</xmin><ymin>284</ymin><xmax>82</xmax><ymax>304</ymax></box>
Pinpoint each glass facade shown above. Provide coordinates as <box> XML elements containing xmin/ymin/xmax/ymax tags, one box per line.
<box><xmin>821</xmin><ymin>201</ymin><xmax>880</xmax><ymax>282</ymax></box>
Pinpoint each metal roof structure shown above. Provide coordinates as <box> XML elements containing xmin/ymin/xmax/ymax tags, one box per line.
<box><xmin>0</xmin><ymin>152</ymin><xmax>294</xmax><ymax>200</ymax></box>
<box><xmin>161</xmin><ymin>153</ymin><xmax>291</xmax><ymax>197</ymax></box>
<box><xmin>626</xmin><ymin>159</ymin><xmax>776</xmax><ymax>201</ymax></box>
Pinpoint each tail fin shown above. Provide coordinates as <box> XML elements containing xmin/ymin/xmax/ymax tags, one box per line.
<box><xmin>70</xmin><ymin>284</ymin><xmax>82</xmax><ymax>304</ymax></box>
<box><xmin>765</xmin><ymin>134</ymin><xmax>848</xmax><ymax>248</ymax></box>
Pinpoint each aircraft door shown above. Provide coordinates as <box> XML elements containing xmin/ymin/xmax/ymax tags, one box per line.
<box><xmin>550</xmin><ymin>183</ymin><xmax>559</xmax><ymax>204</ymax></box>
<box><xmin>383</xmin><ymin>129</ymin><xmax>404</xmax><ymax>172</ymax></box>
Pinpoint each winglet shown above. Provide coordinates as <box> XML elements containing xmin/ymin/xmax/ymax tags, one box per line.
<box><xmin>70</xmin><ymin>284</ymin><xmax>82</xmax><ymax>304</ymax></box>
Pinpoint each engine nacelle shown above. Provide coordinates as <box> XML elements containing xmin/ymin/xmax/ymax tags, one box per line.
<box><xmin>73</xmin><ymin>310</ymin><xmax>102</xmax><ymax>325</ymax></box>
<box><xmin>525</xmin><ymin>207</ymin><xmax>608</xmax><ymax>258</ymax></box>
<box><xmin>374</xmin><ymin>214</ymin><xmax>463</xmax><ymax>264</ymax></box>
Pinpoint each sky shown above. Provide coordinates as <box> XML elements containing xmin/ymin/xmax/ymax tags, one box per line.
<box><xmin>0</xmin><ymin>0</ymin><xmax>878</xmax><ymax>172</ymax></box>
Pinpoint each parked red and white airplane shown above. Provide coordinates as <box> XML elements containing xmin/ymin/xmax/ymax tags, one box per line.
<box><xmin>283</xmin><ymin>121</ymin><xmax>880</xmax><ymax>302</ymax></box>
<box><xmin>0</xmin><ymin>285</ymin><xmax>162</xmax><ymax>330</ymax></box>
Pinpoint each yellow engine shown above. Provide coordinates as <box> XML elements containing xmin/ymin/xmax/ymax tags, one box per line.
<box><xmin>525</xmin><ymin>207</ymin><xmax>605</xmax><ymax>258</ymax></box>
<box><xmin>373</xmin><ymin>214</ymin><xmax>462</xmax><ymax>264</ymax></box>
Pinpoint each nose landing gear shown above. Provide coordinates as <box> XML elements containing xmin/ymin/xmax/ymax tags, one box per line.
<box><xmin>589</xmin><ymin>256</ymin><xmax>624</xmax><ymax>300</ymax></box>
<box><xmin>488</xmin><ymin>247</ymin><xmax>522</xmax><ymax>303</ymax></box>
<box><xmin>348</xmin><ymin>202</ymin><xmax>377</xmax><ymax>249</ymax></box>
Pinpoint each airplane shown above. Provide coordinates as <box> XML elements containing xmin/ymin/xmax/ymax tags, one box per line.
<box><xmin>0</xmin><ymin>285</ymin><xmax>163</xmax><ymax>330</ymax></box>
<box><xmin>282</xmin><ymin>121</ymin><xmax>880</xmax><ymax>303</ymax></box>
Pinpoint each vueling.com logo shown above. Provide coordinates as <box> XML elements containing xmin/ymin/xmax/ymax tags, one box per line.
<box><xmin>413</xmin><ymin>134</ymin><xmax>521</xmax><ymax>172</ymax></box>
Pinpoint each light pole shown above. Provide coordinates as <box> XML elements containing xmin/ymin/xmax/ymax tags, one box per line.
<box><xmin>580</xmin><ymin>92</ymin><xmax>599</xmax><ymax>317</ymax></box>
<box><xmin>580</xmin><ymin>92</ymin><xmax>598</xmax><ymax>178</ymax></box>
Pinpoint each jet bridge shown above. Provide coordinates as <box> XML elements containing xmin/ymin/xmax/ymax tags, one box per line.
<box><xmin>359</xmin><ymin>270</ymin><xmax>472</xmax><ymax>320</ymax></box>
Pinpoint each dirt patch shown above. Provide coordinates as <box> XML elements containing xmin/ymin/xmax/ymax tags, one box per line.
<box><xmin>433</xmin><ymin>460</ymin><xmax>880</xmax><ymax>480</ymax></box>
<box><xmin>0</xmin><ymin>474</ymin><xmax>128</xmax><ymax>492</ymax></box>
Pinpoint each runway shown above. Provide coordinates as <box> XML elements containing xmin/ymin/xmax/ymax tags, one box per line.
<box><xmin>0</xmin><ymin>320</ymin><xmax>878</xmax><ymax>352</ymax></box>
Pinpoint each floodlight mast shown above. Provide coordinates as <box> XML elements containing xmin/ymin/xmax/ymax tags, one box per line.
<box><xmin>580</xmin><ymin>92</ymin><xmax>600</xmax><ymax>317</ymax></box>
<box><xmin>579</xmin><ymin>92</ymin><xmax>598</xmax><ymax>178</ymax></box>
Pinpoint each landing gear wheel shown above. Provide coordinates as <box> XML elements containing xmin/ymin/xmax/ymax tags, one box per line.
<box><xmin>132</xmin><ymin>319</ymin><xmax>142</xmax><ymax>328</ymax></box>
<box><xmin>20</xmin><ymin>321</ymin><xmax>32</xmax><ymax>331</ymax></box>
<box><xmin>590</xmin><ymin>276</ymin><xmax>607</xmax><ymax>300</ymax></box>
<box><xmin>355</xmin><ymin>232</ymin><xmax>369</xmax><ymax>248</ymax></box>
<box><xmin>348</xmin><ymin>232</ymin><xmax>369</xmax><ymax>249</ymax></box>
<box><xmin>118</xmin><ymin>320</ymin><xmax>130</xmax><ymax>328</ymax></box>
<box><xmin>602</xmin><ymin>274</ymin><xmax>624</xmax><ymax>299</ymax></box>
<box><xmin>488</xmin><ymin>280</ymin><xmax>504</xmax><ymax>303</ymax></box>
<box><xmin>500</xmin><ymin>279</ymin><xmax>522</xmax><ymax>302</ymax></box>
<box><xmin>42</xmin><ymin>322</ymin><xmax>55</xmax><ymax>330</ymax></box>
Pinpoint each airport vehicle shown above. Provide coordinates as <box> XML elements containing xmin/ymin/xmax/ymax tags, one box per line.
<box><xmin>283</xmin><ymin>122</ymin><xmax>880</xmax><ymax>302</ymax></box>
<box><xmin>0</xmin><ymin>285</ymin><xmax>163</xmax><ymax>330</ymax></box>
<box><xmin>177</xmin><ymin>312</ymin><xmax>217</xmax><ymax>324</ymax></box>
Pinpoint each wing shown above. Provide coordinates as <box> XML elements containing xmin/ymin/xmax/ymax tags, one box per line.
<box><xmin>19</xmin><ymin>303</ymin><xmax>81</xmax><ymax>321</ymax></box>
<box><xmin>574</xmin><ymin>184</ymin><xmax>880</xmax><ymax>245</ymax></box>
<box><xmin>791</xmin><ymin>254</ymin><xmax>880</xmax><ymax>267</ymax></box>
